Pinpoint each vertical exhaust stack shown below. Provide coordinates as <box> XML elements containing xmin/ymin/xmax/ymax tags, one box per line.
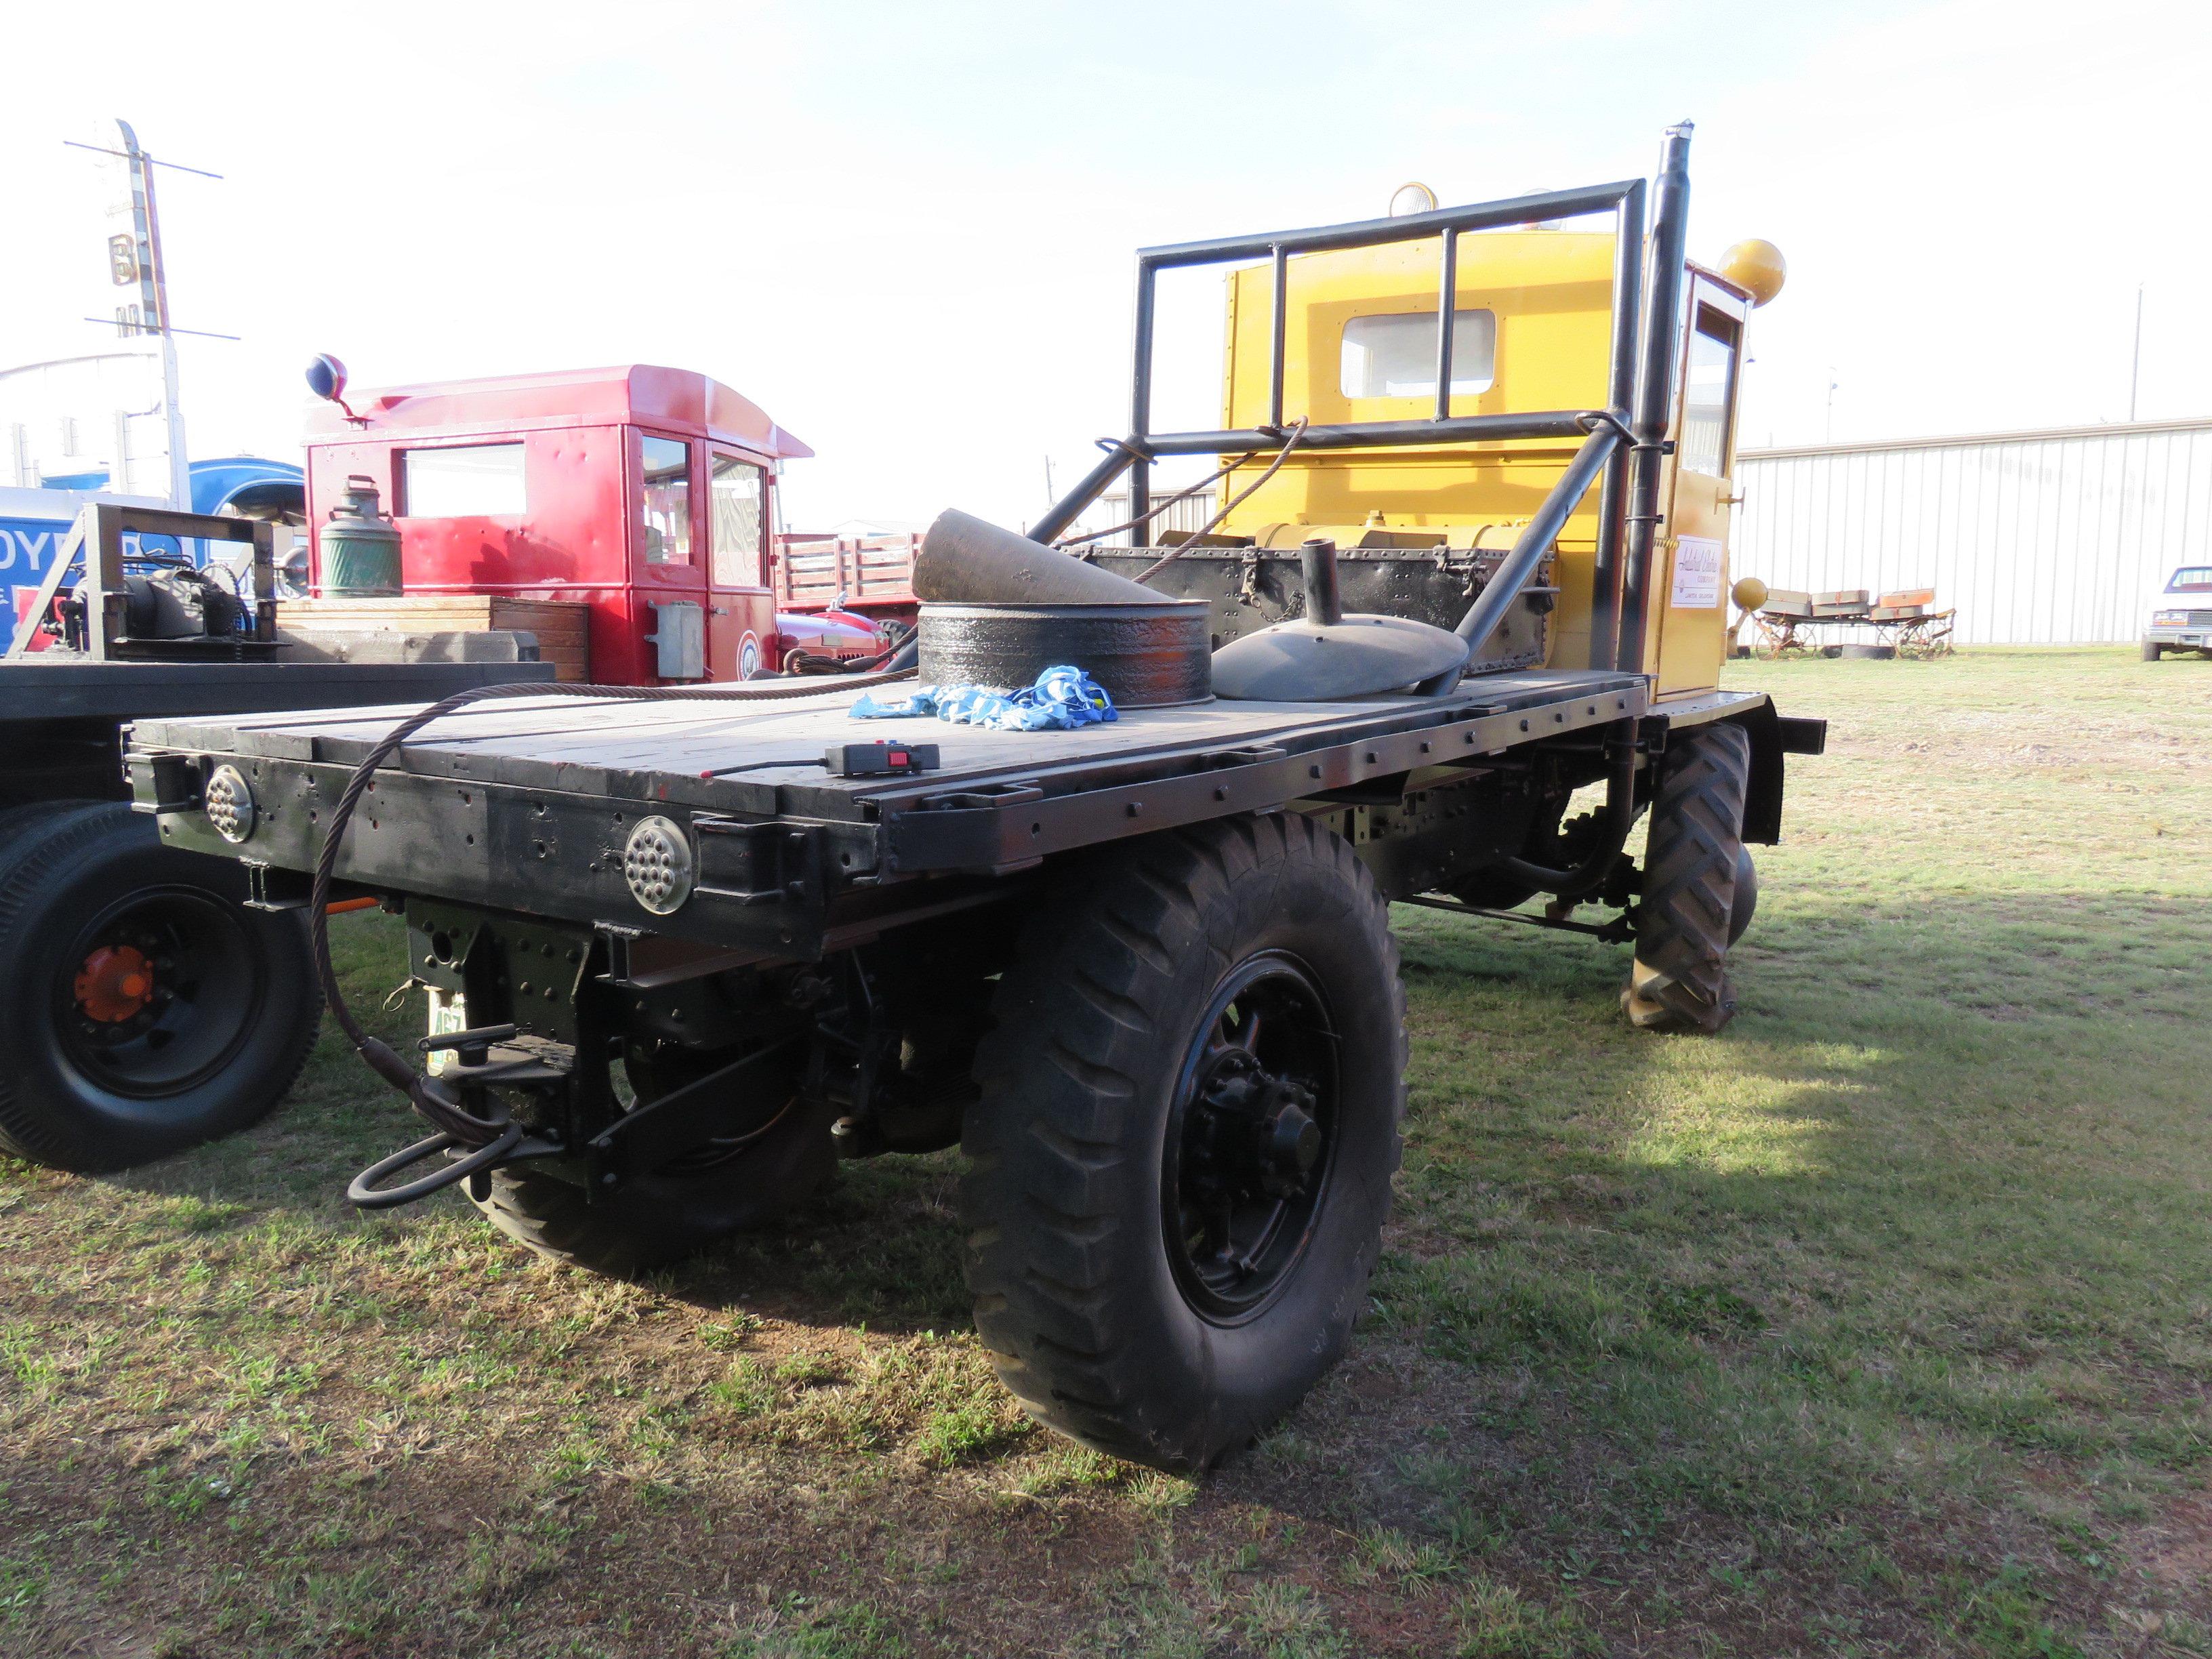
<box><xmin>1616</xmin><ymin>121</ymin><xmax>1695</xmax><ymax>676</ymax></box>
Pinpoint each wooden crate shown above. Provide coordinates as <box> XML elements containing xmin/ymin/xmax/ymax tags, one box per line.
<box><xmin>1873</xmin><ymin>587</ymin><xmax>1936</xmax><ymax>619</ymax></box>
<box><xmin>284</xmin><ymin>596</ymin><xmax>591</xmax><ymax>681</ymax></box>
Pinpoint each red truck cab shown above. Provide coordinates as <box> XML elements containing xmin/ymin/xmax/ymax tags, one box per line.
<box><xmin>304</xmin><ymin>365</ymin><xmax>846</xmax><ymax>683</ymax></box>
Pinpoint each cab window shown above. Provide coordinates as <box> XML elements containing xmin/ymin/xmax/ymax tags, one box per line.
<box><xmin>1678</xmin><ymin>309</ymin><xmax>1739</xmax><ymax>476</ymax></box>
<box><xmin>398</xmin><ymin>443</ymin><xmax>525</xmax><ymax>517</ymax></box>
<box><xmin>1340</xmin><ymin>309</ymin><xmax>1496</xmax><ymax>398</ymax></box>
<box><xmin>709</xmin><ymin>451</ymin><xmax>766</xmax><ymax>587</ymax></box>
<box><xmin>641</xmin><ymin>435</ymin><xmax>693</xmax><ymax>564</ymax></box>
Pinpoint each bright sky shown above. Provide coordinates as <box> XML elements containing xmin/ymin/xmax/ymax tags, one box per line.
<box><xmin>3</xmin><ymin>0</ymin><xmax>2206</xmax><ymax>530</ymax></box>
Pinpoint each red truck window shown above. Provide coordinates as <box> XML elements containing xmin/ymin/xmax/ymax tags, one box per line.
<box><xmin>398</xmin><ymin>443</ymin><xmax>526</xmax><ymax>517</ymax></box>
<box><xmin>710</xmin><ymin>451</ymin><xmax>765</xmax><ymax>588</ymax></box>
<box><xmin>642</xmin><ymin>436</ymin><xmax>693</xmax><ymax>564</ymax></box>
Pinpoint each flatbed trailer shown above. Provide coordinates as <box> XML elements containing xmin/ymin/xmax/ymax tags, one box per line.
<box><xmin>1</xmin><ymin>504</ymin><xmax>550</xmax><ymax>1172</ymax></box>
<box><xmin>122</xmin><ymin>126</ymin><xmax>1826</xmax><ymax>1472</ymax></box>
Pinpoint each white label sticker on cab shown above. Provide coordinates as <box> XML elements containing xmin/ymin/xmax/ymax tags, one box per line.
<box><xmin>1670</xmin><ymin>535</ymin><xmax>1723</xmax><ymax>608</ymax></box>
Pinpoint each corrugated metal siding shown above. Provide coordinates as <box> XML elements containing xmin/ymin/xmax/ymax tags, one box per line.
<box><xmin>1087</xmin><ymin>487</ymin><xmax>1221</xmax><ymax>546</ymax></box>
<box><xmin>1735</xmin><ymin>419</ymin><xmax>2212</xmax><ymax>644</ymax></box>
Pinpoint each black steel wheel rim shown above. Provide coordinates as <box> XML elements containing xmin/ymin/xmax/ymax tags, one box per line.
<box><xmin>51</xmin><ymin>886</ymin><xmax>262</xmax><ymax>1099</ymax></box>
<box><xmin>1162</xmin><ymin>951</ymin><xmax>1339</xmax><ymax>1325</ymax></box>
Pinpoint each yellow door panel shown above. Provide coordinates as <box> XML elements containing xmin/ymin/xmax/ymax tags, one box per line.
<box><xmin>1647</xmin><ymin>283</ymin><xmax>1746</xmax><ymax>697</ymax></box>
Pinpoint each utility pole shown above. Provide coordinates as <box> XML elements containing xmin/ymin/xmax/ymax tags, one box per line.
<box><xmin>1825</xmin><ymin>368</ymin><xmax>1838</xmax><ymax>445</ymax></box>
<box><xmin>64</xmin><ymin>121</ymin><xmax>230</xmax><ymax>511</ymax></box>
<box><xmin>2129</xmin><ymin>283</ymin><xmax>2144</xmax><ymax>424</ymax></box>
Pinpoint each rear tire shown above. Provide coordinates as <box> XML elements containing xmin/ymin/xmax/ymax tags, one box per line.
<box><xmin>962</xmin><ymin>813</ymin><xmax>1406</xmax><ymax>1472</ymax></box>
<box><xmin>1728</xmin><ymin>844</ymin><xmax>1759</xmax><ymax>947</ymax></box>
<box><xmin>1623</xmin><ymin>722</ymin><xmax>1752</xmax><ymax>1035</ymax></box>
<box><xmin>0</xmin><ymin>802</ymin><xmax>320</xmax><ymax>1170</ymax></box>
<box><xmin>472</xmin><ymin>1043</ymin><xmax>836</xmax><ymax>1277</ymax></box>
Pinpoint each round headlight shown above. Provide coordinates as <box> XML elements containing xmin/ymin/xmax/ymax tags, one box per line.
<box><xmin>1718</xmin><ymin>239</ymin><xmax>1788</xmax><ymax>308</ymax></box>
<box><xmin>1388</xmin><ymin>181</ymin><xmax>1438</xmax><ymax>218</ymax></box>
<box><xmin>204</xmin><ymin>764</ymin><xmax>256</xmax><ymax>843</ymax></box>
<box><xmin>622</xmin><ymin>815</ymin><xmax>694</xmax><ymax>915</ymax></box>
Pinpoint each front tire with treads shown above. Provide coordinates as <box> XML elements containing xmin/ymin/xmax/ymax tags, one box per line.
<box><xmin>962</xmin><ymin>813</ymin><xmax>1406</xmax><ymax>1473</ymax></box>
<box><xmin>1623</xmin><ymin>721</ymin><xmax>1753</xmax><ymax>1034</ymax></box>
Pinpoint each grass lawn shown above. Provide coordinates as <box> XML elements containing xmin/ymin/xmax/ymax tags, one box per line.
<box><xmin>3</xmin><ymin>646</ymin><xmax>2209</xmax><ymax>1657</ymax></box>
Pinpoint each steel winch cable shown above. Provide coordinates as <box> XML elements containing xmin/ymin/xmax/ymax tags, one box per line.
<box><xmin>1054</xmin><ymin>417</ymin><xmax>1310</xmax><ymax>560</ymax></box>
<box><xmin>1128</xmin><ymin>417</ymin><xmax>1311</xmax><ymax>586</ymax></box>
<box><xmin>1052</xmin><ymin>454</ymin><xmax>1248</xmax><ymax>550</ymax></box>
<box><xmin>308</xmin><ymin>667</ymin><xmax>919</xmax><ymax>1151</ymax></box>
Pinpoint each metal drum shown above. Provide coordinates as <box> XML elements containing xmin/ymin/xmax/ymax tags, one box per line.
<box><xmin>917</xmin><ymin>600</ymin><xmax>1212</xmax><ymax>708</ymax></box>
<box><xmin>320</xmin><ymin>476</ymin><xmax>404</xmax><ymax>598</ymax></box>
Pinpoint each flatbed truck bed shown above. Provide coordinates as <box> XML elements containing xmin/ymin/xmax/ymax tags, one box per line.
<box><xmin>0</xmin><ymin>657</ymin><xmax>552</xmax><ymax>724</ymax></box>
<box><xmin>127</xmin><ymin>669</ymin><xmax>1723</xmax><ymax>960</ymax></box>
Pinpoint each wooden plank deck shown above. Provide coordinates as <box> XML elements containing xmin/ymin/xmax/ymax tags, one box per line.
<box><xmin>283</xmin><ymin>596</ymin><xmax>592</xmax><ymax>681</ymax></box>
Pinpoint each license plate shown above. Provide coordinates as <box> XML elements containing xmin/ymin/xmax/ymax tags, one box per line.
<box><xmin>424</xmin><ymin>988</ymin><xmax>468</xmax><ymax>1076</ymax></box>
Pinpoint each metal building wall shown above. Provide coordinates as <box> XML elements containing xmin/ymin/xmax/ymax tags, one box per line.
<box><xmin>1734</xmin><ymin>417</ymin><xmax>2212</xmax><ymax>644</ymax></box>
<box><xmin>1088</xmin><ymin>487</ymin><xmax>1220</xmax><ymax>546</ymax></box>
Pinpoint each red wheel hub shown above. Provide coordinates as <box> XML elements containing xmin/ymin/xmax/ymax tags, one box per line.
<box><xmin>75</xmin><ymin>945</ymin><xmax>155</xmax><ymax>1023</ymax></box>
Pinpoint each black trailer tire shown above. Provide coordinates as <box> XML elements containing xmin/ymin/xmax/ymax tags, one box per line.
<box><xmin>962</xmin><ymin>813</ymin><xmax>1406</xmax><ymax>1473</ymax></box>
<box><xmin>470</xmin><ymin>1050</ymin><xmax>837</xmax><ymax>1277</ymax></box>
<box><xmin>1622</xmin><ymin>722</ymin><xmax>1752</xmax><ymax>1036</ymax></box>
<box><xmin>0</xmin><ymin>801</ymin><xmax>90</xmax><ymax>850</ymax></box>
<box><xmin>0</xmin><ymin>802</ymin><xmax>320</xmax><ymax>1170</ymax></box>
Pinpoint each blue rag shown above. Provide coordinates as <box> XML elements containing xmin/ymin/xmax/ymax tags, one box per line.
<box><xmin>851</xmin><ymin>664</ymin><xmax>1117</xmax><ymax>732</ymax></box>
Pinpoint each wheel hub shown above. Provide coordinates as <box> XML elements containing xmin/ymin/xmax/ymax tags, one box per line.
<box><xmin>52</xmin><ymin>889</ymin><xmax>259</xmax><ymax>1099</ymax></box>
<box><xmin>1191</xmin><ymin>1052</ymin><xmax>1323</xmax><ymax>1201</ymax></box>
<box><xmin>75</xmin><ymin>944</ymin><xmax>157</xmax><ymax>1024</ymax></box>
<box><xmin>1163</xmin><ymin>954</ymin><xmax>1339</xmax><ymax>1323</ymax></box>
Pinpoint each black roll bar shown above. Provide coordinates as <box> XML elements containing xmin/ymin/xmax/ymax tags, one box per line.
<box><xmin>1027</xmin><ymin>125</ymin><xmax>1697</xmax><ymax>674</ymax></box>
<box><xmin>1453</xmin><ymin>419</ymin><xmax>1624</xmax><ymax>647</ymax></box>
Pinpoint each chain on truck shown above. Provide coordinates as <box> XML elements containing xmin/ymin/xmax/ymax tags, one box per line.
<box><xmin>127</xmin><ymin>124</ymin><xmax>1825</xmax><ymax>1472</ymax></box>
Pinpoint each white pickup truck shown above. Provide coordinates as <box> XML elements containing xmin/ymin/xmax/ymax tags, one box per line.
<box><xmin>2144</xmin><ymin>565</ymin><xmax>2212</xmax><ymax>660</ymax></box>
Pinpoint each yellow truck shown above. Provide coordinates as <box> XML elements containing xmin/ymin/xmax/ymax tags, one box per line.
<box><xmin>126</xmin><ymin>123</ymin><xmax>1824</xmax><ymax>1472</ymax></box>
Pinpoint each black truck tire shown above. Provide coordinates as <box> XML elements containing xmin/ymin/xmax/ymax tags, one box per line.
<box><xmin>1729</xmin><ymin>844</ymin><xmax>1759</xmax><ymax>947</ymax></box>
<box><xmin>2142</xmin><ymin>640</ymin><xmax>2165</xmax><ymax>661</ymax></box>
<box><xmin>470</xmin><ymin>1050</ymin><xmax>836</xmax><ymax>1277</ymax></box>
<box><xmin>962</xmin><ymin>813</ymin><xmax>1406</xmax><ymax>1473</ymax></box>
<box><xmin>0</xmin><ymin>802</ymin><xmax>320</xmax><ymax>1170</ymax></box>
<box><xmin>1622</xmin><ymin>721</ymin><xmax>1753</xmax><ymax>1036</ymax></box>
